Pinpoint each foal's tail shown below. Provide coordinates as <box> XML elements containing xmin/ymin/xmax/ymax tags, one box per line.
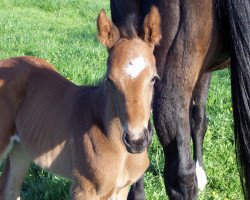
<box><xmin>226</xmin><ymin>1</ymin><xmax>250</xmax><ymax>199</ymax></box>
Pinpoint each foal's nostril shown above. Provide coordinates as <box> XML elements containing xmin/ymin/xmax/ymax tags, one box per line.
<box><xmin>124</xmin><ymin>132</ymin><xmax>131</xmax><ymax>144</ymax></box>
<box><xmin>144</xmin><ymin>128</ymin><xmax>149</xmax><ymax>137</ymax></box>
<box><xmin>143</xmin><ymin>128</ymin><xmax>151</xmax><ymax>141</ymax></box>
<box><xmin>123</xmin><ymin>129</ymin><xmax>150</xmax><ymax>154</ymax></box>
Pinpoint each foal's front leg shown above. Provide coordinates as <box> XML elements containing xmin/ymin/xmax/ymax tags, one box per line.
<box><xmin>71</xmin><ymin>177</ymin><xmax>100</xmax><ymax>200</ymax></box>
<box><xmin>71</xmin><ymin>187</ymin><xmax>98</xmax><ymax>200</ymax></box>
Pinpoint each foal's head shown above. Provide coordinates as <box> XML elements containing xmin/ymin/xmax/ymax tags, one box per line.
<box><xmin>97</xmin><ymin>7</ymin><xmax>161</xmax><ymax>154</ymax></box>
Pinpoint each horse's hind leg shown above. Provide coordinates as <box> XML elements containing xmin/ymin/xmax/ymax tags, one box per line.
<box><xmin>0</xmin><ymin>141</ymin><xmax>30</xmax><ymax>200</ymax></box>
<box><xmin>191</xmin><ymin>72</ymin><xmax>211</xmax><ymax>191</ymax></box>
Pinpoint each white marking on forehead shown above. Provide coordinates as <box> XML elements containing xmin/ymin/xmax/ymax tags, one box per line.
<box><xmin>124</xmin><ymin>56</ymin><xmax>146</xmax><ymax>78</ymax></box>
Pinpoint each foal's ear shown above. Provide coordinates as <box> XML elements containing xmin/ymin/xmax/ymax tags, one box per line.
<box><xmin>97</xmin><ymin>10</ymin><xmax>121</xmax><ymax>49</ymax></box>
<box><xmin>142</xmin><ymin>6</ymin><xmax>162</xmax><ymax>48</ymax></box>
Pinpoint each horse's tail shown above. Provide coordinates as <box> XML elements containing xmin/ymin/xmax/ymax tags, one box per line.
<box><xmin>226</xmin><ymin>1</ymin><xmax>250</xmax><ymax>198</ymax></box>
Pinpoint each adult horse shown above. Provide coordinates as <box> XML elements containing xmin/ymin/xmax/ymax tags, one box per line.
<box><xmin>0</xmin><ymin>9</ymin><xmax>161</xmax><ymax>199</ymax></box>
<box><xmin>111</xmin><ymin>0</ymin><xmax>250</xmax><ymax>199</ymax></box>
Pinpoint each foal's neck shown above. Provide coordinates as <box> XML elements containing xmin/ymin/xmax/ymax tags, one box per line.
<box><xmin>77</xmin><ymin>82</ymin><xmax>122</xmax><ymax>141</ymax></box>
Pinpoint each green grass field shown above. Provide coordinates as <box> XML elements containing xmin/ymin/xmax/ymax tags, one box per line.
<box><xmin>0</xmin><ymin>0</ymin><xmax>243</xmax><ymax>199</ymax></box>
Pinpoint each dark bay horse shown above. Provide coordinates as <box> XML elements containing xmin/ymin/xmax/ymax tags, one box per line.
<box><xmin>0</xmin><ymin>8</ymin><xmax>161</xmax><ymax>199</ymax></box>
<box><xmin>110</xmin><ymin>0</ymin><xmax>250</xmax><ymax>199</ymax></box>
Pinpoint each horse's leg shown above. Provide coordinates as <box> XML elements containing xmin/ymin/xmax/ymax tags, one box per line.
<box><xmin>0</xmin><ymin>141</ymin><xmax>30</xmax><ymax>200</ymax></box>
<box><xmin>153</xmin><ymin>71</ymin><xmax>201</xmax><ymax>199</ymax></box>
<box><xmin>153</xmin><ymin>99</ymin><xmax>197</xmax><ymax>199</ymax></box>
<box><xmin>127</xmin><ymin>176</ymin><xmax>145</xmax><ymax>200</ymax></box>
<box><xmin>191</xmin><ymin>72</ymin><xmax>211</xmax><ymax>191</ymax></box>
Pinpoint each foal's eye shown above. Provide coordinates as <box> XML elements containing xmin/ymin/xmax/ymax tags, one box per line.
<box><xmin>151</xmin><ymin>75</ymin><xmax>160</xmax><ymax>84</ymax></box>
<box><xmin>151</xmin><ymin>77</ymin><xmax>156</xmax><ymax>84</ymax></box>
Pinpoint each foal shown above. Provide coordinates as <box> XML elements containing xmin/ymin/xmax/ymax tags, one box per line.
<box><xmin>0</xmin><ymin>8</ymin><xmax>161</xmax><ymax>200</ymax></box>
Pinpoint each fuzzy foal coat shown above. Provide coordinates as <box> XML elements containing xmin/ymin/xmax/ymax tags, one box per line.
<box><xmin>0</xmin><ymin>56</ymin><xmax>149</xmax><ymax>200</ymax></box>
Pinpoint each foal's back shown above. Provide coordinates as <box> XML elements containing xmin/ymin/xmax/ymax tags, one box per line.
<box><xmin>0</xmin><ymin>56</ymin><xmax>76</xmax><ymax>173</ymax></box>
<box><xmin>0</xmin><ymin>56</ymin><xmax>50</xmax><ymax>153</ymax></box>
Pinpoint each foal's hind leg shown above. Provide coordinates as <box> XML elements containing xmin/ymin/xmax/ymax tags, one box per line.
<box><xmin>0</xmin><ymin>142</ymin><xmax>30</xmax><ymax>200</ymax></box>
<box><xmin>0</xmin><ymin>127</ymin><xmax>14</xmax><ymax>165</ymax></box>
<box><xmin>191</xmin><ymin>72</ymin><xmax>211</xmax><ymax>191</ymax></box>
<box><xmin>0</xmin><ymin>98</ymin><xmax>18</xmax><ymax>165</ymax></box>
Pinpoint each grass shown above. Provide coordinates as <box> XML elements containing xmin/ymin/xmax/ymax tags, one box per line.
<box><xmin>0</xmin><ymin>0</ymin><xmax>243</xmax><ymax>199</ymax></box>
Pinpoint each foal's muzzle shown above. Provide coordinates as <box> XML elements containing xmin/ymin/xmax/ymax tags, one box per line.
<box><xmin>123</xmin><ymin>122</ymin><xmax>153</xmax><ymax>154</ymax></box>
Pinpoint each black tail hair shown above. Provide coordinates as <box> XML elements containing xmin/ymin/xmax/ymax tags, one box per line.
<box><xmin>226</xmin><ymin>1</ymin><xmax>250</xmax><ymax>199</ymax></box>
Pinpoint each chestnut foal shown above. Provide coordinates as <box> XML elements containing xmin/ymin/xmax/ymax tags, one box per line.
<box><xmin>0</xmin><ymin>8</ymin><xmax>161</xmax><ymax>200</ymax></box>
